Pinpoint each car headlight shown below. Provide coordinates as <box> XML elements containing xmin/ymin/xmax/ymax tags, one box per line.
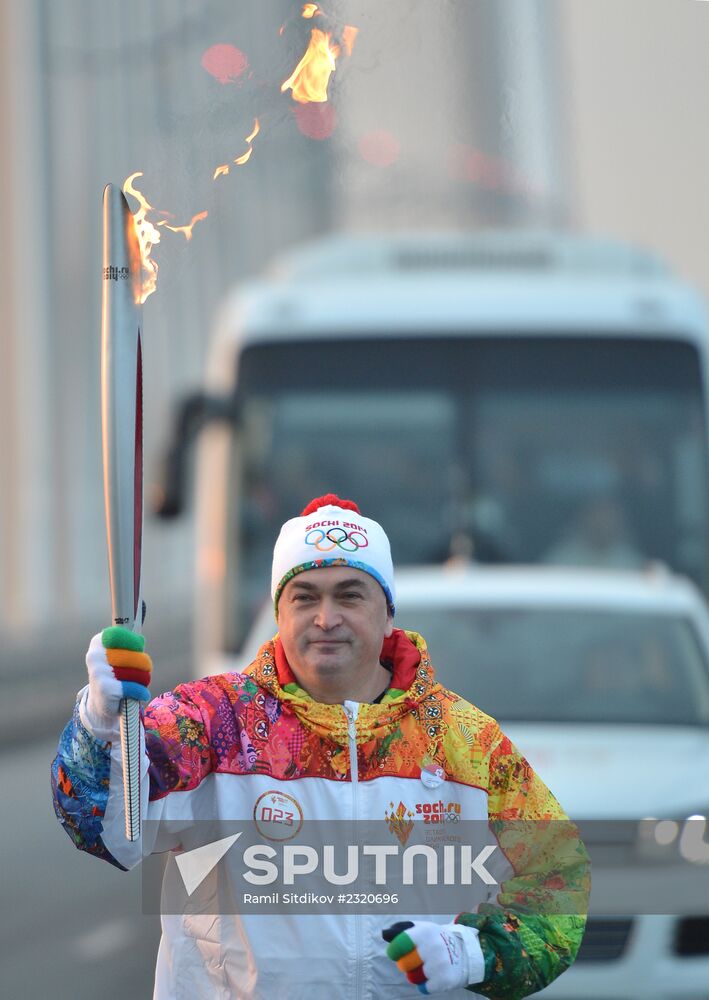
<box><xmin>637</xmin><ymin>814</ymin><xmax>709</xmax><ymax>863</ymax></box>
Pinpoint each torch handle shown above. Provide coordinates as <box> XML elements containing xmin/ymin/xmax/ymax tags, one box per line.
<box><xmin>101</xmin><ymin>183</ymin><xmax>145</xmax><ymax>842</ymax></box>
<box><xmin>119</xmin><ymin>697</ymin><xmax>142</xmax><ymax>841</ymax></box>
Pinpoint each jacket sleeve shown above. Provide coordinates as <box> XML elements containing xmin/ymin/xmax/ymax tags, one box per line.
<box><xmin>456</xmin><ymin>730</ymin><xmax>590</xmax><ymax>999</ymax></box>
<box><xmin>51</xmin><ymin>679</ymin><xmax>215</xmax><ymax>871</ymax></box>
<box><xmin>51</xmin><ymin>698</ymin><xmax>127</xmax><ymax>869</ymax></box>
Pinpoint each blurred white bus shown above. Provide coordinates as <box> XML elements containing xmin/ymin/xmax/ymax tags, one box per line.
<box><xmin>155</xmin><ymin>231</ymin><xmax>709</xmax><ymax>668</ymax></box>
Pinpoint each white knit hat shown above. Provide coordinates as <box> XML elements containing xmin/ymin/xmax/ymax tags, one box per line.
<box><xmin>271</xmin><ymin>494</ymin><xmax>395</xmax><ymax>614</ymax></box>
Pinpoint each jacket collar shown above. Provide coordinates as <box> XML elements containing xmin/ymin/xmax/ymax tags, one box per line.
<box><xmin>271</xmin><ymin>627</ymin><xmax>422</xmax><ymax>695</ymax></box>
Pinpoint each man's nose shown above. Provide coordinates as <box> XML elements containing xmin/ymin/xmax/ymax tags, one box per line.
<box><xmin>313</xmin><ymin>599</ymin><xmax>343</xmax><ymax>630</ymax></box>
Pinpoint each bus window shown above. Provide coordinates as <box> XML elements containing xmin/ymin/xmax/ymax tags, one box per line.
<box><xmin>224</xmin><ymin>335</ymin><xmax>709</xmax><ymax>650</ymax></box>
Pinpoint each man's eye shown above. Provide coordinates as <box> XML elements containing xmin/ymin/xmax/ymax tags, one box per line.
<box><xmin>294</xmin><ymin>594</ymin><xmax>314</xmax><ymax>602</ymax></box>
<box><xmin>341</xmin><ymin>592</ymin><xmax>362</xmax><ymax>600</ymax></box>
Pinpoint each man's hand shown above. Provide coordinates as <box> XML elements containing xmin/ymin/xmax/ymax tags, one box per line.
<box><xmin>83</xmin><ymin>626</ymin><xmax>152</xmax><ymax>734</ymax></box>
<box><xmin>382</xmin><ymin>920</ymin><xmax>485</xmax><ymax>995</ymax></box>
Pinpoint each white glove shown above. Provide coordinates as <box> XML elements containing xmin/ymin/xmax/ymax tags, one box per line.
<box><xmin>80</xmin><ymin>630</ymin><xmax>152</xmax><ymax>739</ymax></box>
<box><xmin>383</xmin><ymin>920</ymin><xmax>485</xmax><ymax>994</ymax></box>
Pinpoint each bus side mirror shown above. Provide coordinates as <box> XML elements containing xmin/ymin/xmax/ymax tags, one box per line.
<box><xmin>152</xmin><ymin>391</ymin><xmax>237</xmax><ymax>519</ymax></box>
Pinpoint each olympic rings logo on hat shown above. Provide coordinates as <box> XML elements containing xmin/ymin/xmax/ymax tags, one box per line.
<box><xmin>305</xmin><ymin>527</ymin><xmax>369</xmax><ymax>553</ymax></box>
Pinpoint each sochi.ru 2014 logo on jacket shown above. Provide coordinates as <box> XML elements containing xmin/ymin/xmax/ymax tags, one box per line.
<box><xmin>384</xmin><ymin>799</ymin><xmax>462</xmax><ymax>846</ymax></box>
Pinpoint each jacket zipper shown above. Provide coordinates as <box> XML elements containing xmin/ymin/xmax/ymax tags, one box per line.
<box><xmin>343</xmin><ymin>701</ymin><xmax>362</xmax><ymax>1000</ymax></box>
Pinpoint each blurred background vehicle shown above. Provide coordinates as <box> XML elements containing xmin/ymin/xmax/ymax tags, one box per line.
<box><xmin>237</xmin><ymin>564</ymin><xmax>709</xmax><ymax>998</ymax></box>
<box><xmin>156</xmin><ymin>229</ymin><xmax>709</xmax><ymax>667</ymax></box>
<box><xmin>3</xmin><ymin>2</ymin><xmax>709</xmax><ymax>997</ymax></box>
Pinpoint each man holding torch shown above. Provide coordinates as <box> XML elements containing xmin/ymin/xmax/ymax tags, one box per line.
<box><xmin>52</xmin><ymin>490</ymin><xmax>588</xmax><ymax>999</ymax></box>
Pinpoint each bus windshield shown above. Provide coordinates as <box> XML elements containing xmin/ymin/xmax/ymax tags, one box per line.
<box><xmin>225</xmin><ymin>336</ymin><xmax>709</xmax><ymax>649</ymax></box>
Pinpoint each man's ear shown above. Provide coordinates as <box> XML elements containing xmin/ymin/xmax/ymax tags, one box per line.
<box><xmin>384</xmin><ymin>613</ymin><xmax>394</xmax><ymax>638</ymax></box>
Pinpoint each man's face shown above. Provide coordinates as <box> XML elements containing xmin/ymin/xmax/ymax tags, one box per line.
<box><xmin>277</xmin><ymin>566</ymin><xmax>393</xmax><ymax>698</ymax></box>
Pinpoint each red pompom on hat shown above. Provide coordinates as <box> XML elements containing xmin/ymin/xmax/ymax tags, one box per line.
<box><xmin>300</xmin><ymin>494</ymin><xmax>361</xmax><ymax>517</ymax></box>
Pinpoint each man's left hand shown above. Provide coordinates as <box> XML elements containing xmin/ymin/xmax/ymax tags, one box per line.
<box><xmin>382</xmin><ymin>920</ymin><xmax>485</xmax><ymax>994</ymax></box>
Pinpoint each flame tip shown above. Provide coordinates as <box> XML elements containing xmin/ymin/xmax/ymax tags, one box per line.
<box><xmin>245</xmin><ymin>117</ymin><xmax>261</xmax><ymax>144</ymax></box>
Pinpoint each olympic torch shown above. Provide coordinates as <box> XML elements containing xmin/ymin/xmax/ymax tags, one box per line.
<box><xmin>101</xmin><ymin>183</ymin><xmax>144</xmax><ymax>841</ymax></box>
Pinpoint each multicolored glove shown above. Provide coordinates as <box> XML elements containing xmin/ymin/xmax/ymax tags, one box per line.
<box><xmin>383</xmin><ymin>920</ymin><xmax>485</xmax><ymax>995</ymax></box>
<box><xmin>83</xmin><ymin>627</ymin><xmax>152</xmax><ymax>733</ymax></box>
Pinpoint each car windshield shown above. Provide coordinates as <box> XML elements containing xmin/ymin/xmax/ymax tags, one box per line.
<box><xmin>396</xmin><ymin>607</ymin><xmax>709</xmax><ymax>725</ymax></box>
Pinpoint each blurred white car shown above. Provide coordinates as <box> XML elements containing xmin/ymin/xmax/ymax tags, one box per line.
<box><xmin>232</xmin><ymin>565</ymin><xmax>709</xmax><ymax>998</ymax></box>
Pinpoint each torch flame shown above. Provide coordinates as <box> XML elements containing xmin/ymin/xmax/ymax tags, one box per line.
<box><xmin>213</xmin><ymin>164</ymin><xmax>230</xmax><ymax>179</ymax></box>
<box><xmin>123</xmin><ymin>173</ymin><xmax>209</xmax><ymax>300</ymax></box>
<box><xmin>302</xmin><ymin>3</ymin><xmax>319</xmax><ymax>17</ymax></box>
<box><xmin>281</xmin><ymin>28</ymin><xmax>340</xmax><ymax>103</ymax></box>
<box><xmin>158</xmin><ymin>210</ymin><xmax>209</xmax><ymax>241</ymax></box>
<box><xmin>123</xmin><ymin>172</ymin><xmax>161</xmax><ymax>304</ymax></box>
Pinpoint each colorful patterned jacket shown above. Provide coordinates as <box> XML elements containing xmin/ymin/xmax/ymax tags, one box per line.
<box><xmin>52</xmin><ymin>629</ymin><xmax>589</xmax><ymax>1000</ymax></box>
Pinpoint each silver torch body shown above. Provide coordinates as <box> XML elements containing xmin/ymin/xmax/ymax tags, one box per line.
<box><xmin>101</xmin><ymin>183</ymin><xmax>144</xmax><ymax>842</ymax></box>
